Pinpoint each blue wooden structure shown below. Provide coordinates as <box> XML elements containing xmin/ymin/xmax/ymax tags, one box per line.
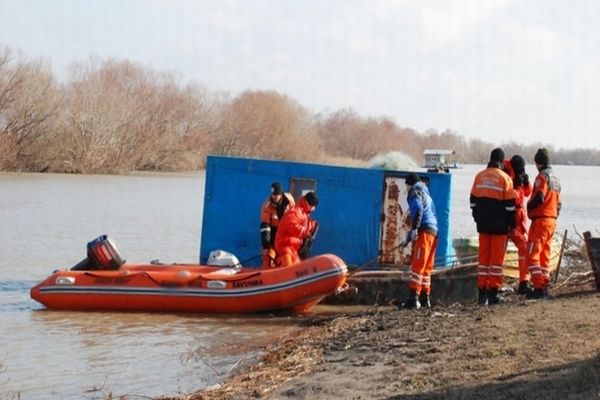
<box><xmin>200</xmin><ymin>155</ymin><xmax>454</xmax><ymax>268</ymax></box>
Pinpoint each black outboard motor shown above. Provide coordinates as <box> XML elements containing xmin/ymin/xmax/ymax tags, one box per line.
<box><xmin>71</xmin><ymin>235</ymin><xmax>125</xmax><ymax>270</ymax></box>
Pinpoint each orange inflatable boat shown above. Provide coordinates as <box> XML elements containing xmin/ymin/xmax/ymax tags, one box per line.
<box><xmin>30</xmin><ymin>237</ymin><xmax>348</xmax><ymax>314</ymax></box>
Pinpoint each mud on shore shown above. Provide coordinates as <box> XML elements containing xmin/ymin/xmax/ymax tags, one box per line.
<box><xmin>160</xmin><ymin>283</ymin><xmax>600</xmax><ymax>400</ymax></box>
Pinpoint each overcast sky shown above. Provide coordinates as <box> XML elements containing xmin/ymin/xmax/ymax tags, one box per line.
<box><xmin>1</xmin><ymin>0</ymin><xmax>599</xmax><ymax>149</ymax></box>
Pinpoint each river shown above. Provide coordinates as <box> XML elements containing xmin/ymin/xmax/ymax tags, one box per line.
<box><xmin>0</xmin><ymin>171</ymin><xmax>306</xmax><ymax>399</ymax></box>
<box><xmin>1</xmin><ymin>164</ymin><xmax>598</xmax><ymax>398</ymax></box>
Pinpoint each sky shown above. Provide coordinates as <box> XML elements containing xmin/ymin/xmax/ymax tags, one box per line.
<box><xmin>1</xmin><ymin>0</ymin><xmax>599</xmax><ymax>150</ymax></box>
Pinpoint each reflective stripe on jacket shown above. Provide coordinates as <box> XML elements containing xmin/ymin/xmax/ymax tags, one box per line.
<box><xmin>470</xmin><ymin>164</ymin><xmax>516</xmax><ymax>234</ymax></box>
<box><xmin>260</xmin><ymin>192</ymin><xmax>295</xmax><ymax>248</ymax></box>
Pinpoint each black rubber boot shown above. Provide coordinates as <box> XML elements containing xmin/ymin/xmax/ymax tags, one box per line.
<box><xmin>526</xmin><ymin>287</ymin><xmax>548</xmax><ymax>300</ymax></box>
<box><xmin>402</xmin><ymin>290</ymin><xmax>421</xmax><ymax>310</ymax></box>
<box><xmin>419</xmin><ymin>292</ymin><xmax>431</xmax><ymax>309</ymax></box>
<box><xmin>478</xmin><ymin>288</ymin><xmax>488</xmax><ymax>306</ymax></box>
<box><xmin>517</xmin><ymin>281</ymin><xmax>532</xmax><ymax>294</ymax></box>
<box><xmin>487</xmin><ymin>288</ymin><xmax>505</xmax><ymax>305</ymax></box>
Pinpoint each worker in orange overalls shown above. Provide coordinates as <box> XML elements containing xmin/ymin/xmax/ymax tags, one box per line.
<box><xmin>470</xmin><ymin>148</ymin><xmax>516</xmax><ymax>305</ymax></box>
<box><xmin>275</xmin><ymin>192</ymin><xmax>319</xmax><ymax>267</ymax></box>
<box><xmin>526</xmin><ymin>148</ymin><xmax>561</xmax><ymax>300</ymax></box>
<box><xmin>503</xmin><ymin>155</ymin><xmax>533</xmax><ymax>294</ymax></box>
<box><xmin>259</xmin><ymin>182</ymin><xmax>295</xmax><ymax>268</ymax></box>
<box><xmin>399</xmin><ymin>173</ymin><xmax>438</xmax><ymax>309</ymax></box>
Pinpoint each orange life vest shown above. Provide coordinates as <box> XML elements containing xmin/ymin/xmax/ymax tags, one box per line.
<box><xmin>275</xmin><ymin>197</ymin><xmax>315</xmax><ymax>256</ymax></box>
<box><xmin>527</xmin><ymin>167</ymin><xmax>561</xmax><ymax>219</ymax></box>
<box><xmin>260</xmin><ymin>192</ymin><xmax>295</xmax><ymax>249</ymax></box>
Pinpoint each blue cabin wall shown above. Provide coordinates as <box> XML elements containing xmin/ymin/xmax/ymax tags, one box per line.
<box><xmin>200</xmin><ymin>155</ymin><xmax>453</xmax><ymax>268</ymax></box>
<box><xmin>424</xmin><ymin>172</ymin><xmax>453</xmax><ymax>266</ymax></box>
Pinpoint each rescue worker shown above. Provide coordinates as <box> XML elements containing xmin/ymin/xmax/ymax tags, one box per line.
<box><xmin>503</xmin><ymin>155</ymin><xmax>533</xmax><ymax>294</ymax></box>
<box><xmin>470</xmin><ymin>148</ymin><xmax>516</xmax><ymax>305</ymax></box>
<box><xmin>399</xmin><ymin>173</ymin><xmax>438</xmax><ymax>309</ymax></box>
<box><xmin>275</xmin><ymin>191</ymin><xmax>319</xmax><ymax>267</ymax></box>
<box><xmin>259</xmin><ymin>182</ymin><xmax>295</xmax><ymax>268</ymax></box>
<box><xmin>526</xmin><ymin>148</ymin><xmax>561</xmax><ymax>299</ymax></box>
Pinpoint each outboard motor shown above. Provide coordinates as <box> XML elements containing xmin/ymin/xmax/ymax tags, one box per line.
<box><xmin>206</xmin><ymin>250</ymin><xmax>241</xmax><ymax>269</ymax></box>
<box><xmin>71</xmin><ymin>235</ymin><xmax>124</xmax><ymax>270</ymax></box>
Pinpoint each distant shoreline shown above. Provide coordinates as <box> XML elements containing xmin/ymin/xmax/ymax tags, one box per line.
<box><xmin>2</xmin><ymin>160</ymin><xmax>599</xmax><ymax>177</ymax></box>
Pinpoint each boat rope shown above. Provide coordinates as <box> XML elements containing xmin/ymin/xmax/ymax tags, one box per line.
<box><xmin>239</xmin><ymin>254</ymin><xmax>262</xmax><ymax>265</ymax></box>
<box><xmin>352</xmin><ymin>243</ymin><xmax>408</xmax><ymax>271</ymax></box>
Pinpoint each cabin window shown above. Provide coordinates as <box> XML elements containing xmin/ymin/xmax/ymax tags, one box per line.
<box><xmin>289</xmin><ymin>178</ymin><xmax>317</xmax><ymax>201</ymax></box>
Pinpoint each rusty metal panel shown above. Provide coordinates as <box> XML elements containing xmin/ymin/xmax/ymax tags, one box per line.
<box><xmin>379</xmin><ymin>176</ymin><xmax>411</xmax><ymax>268</ymax></box>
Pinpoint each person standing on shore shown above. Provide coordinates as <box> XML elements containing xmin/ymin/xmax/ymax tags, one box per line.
<box><xmin>260</xmin><ymin>182</ymin><xmax>295</xmax><ymax>268</ymax></box>
<box><xmin>275</xmin><ymin>191</ymin><xmax>319</xmax><ymax>267</ymax></box>
<box><xmin>399</xmin><ymin>173</ymin><xmax>438</xmax><ymax>309</ymax></box>
<box><xmin>470</xmin><ymin>148</ymin><xmax>516</xmax><ymax>305</ymax></box>
<box><xmin>503</xmin><ymin>155</ymin><xmax>533</xmax><ymax>294</ymax></box>
<box><xmin>526</xmin><ymin>148</ymin><xmax>562</xmax><ymax>299</ymax></box>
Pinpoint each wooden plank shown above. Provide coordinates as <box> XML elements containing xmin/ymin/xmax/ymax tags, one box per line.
<box><xmin>554</xmin><ymin>229</ymin><xmax>568</xmax><ymax>283</ymax></box>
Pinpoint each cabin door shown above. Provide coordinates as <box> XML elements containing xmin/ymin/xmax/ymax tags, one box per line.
<box><xmin>379</xmin><ymin>175</ymin><xmax>412</xmax><ymax>268</ymax></box>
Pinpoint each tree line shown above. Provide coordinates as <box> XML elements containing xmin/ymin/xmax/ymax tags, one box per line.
<box><xmin>1</xmin><ymin>47</ymin><xmax>599</xmax><ymax>173</ymax></box>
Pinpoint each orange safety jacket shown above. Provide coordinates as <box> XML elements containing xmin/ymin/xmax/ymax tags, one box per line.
<box><xmin>503</xmin><ymin>160</ymin><xmax>532</xmax><ymax>234</ymax></box>
<box><xmin>274</xmin><ymin>197</ymin><xmax>316</xmax><ymax>257</ymax></box>
<box><xmin>527</xmin><ymin>166</ymin><xmax>561</xmax><ymax>219</ymax></box>
<box><xmin>470</xmin><ymin>163</ymin><xmax>516</xmax><ymax>234</ymax></box>
<box><xmin>514</xmin><ymin>184</ymin><xmax>532</xmax><ymax>234</ymax></box>
<box><xmin>260</xmin><ymin>193</ymin><xmax>295</xmax><ymax>249</ymax></box>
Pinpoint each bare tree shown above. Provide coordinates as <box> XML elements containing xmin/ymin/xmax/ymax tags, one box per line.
<box><xmin>177</xmin><ymin>84</ymin><xmax>225</xmax><ymax>168</ymax></box>
<box><xmin>0</xmin><ymin>48</ymin><xmax>58</xmax><ymax>171</ymax></box>
<box><xmin>55</xmin><ymin>59</ymin><xmax>217</xmax><ymax>173</ymax></box>
<box><xmin>213</xmin><ymin>90</ymin><xmax>323</xmax><ymax>161</ymax></box>
<box><xmin>317</xmin><ymin>109</ymin><xmax>371</xmax><ymax>159</ymax></box>
<box><xmin>2</xmin><ymin>47</ymin><xmax>599</xmax><ymax>172</ymax></box>
<box><xmin>316</xmin><ymin>110</ymin><xmax>423</xmax><ymax>163</ymax></box>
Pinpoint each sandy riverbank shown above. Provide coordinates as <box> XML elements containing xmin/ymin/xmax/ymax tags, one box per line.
<box><xmin>162</xmin><ymin>279</ymin><xmax>600</xmax><ymax>400</ymax></box>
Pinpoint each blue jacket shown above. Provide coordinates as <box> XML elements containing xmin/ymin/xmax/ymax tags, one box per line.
<box><xmin>407</xmin><ymin>181</ymin><xmax>438</xmax><ymax>236</ymax></box>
